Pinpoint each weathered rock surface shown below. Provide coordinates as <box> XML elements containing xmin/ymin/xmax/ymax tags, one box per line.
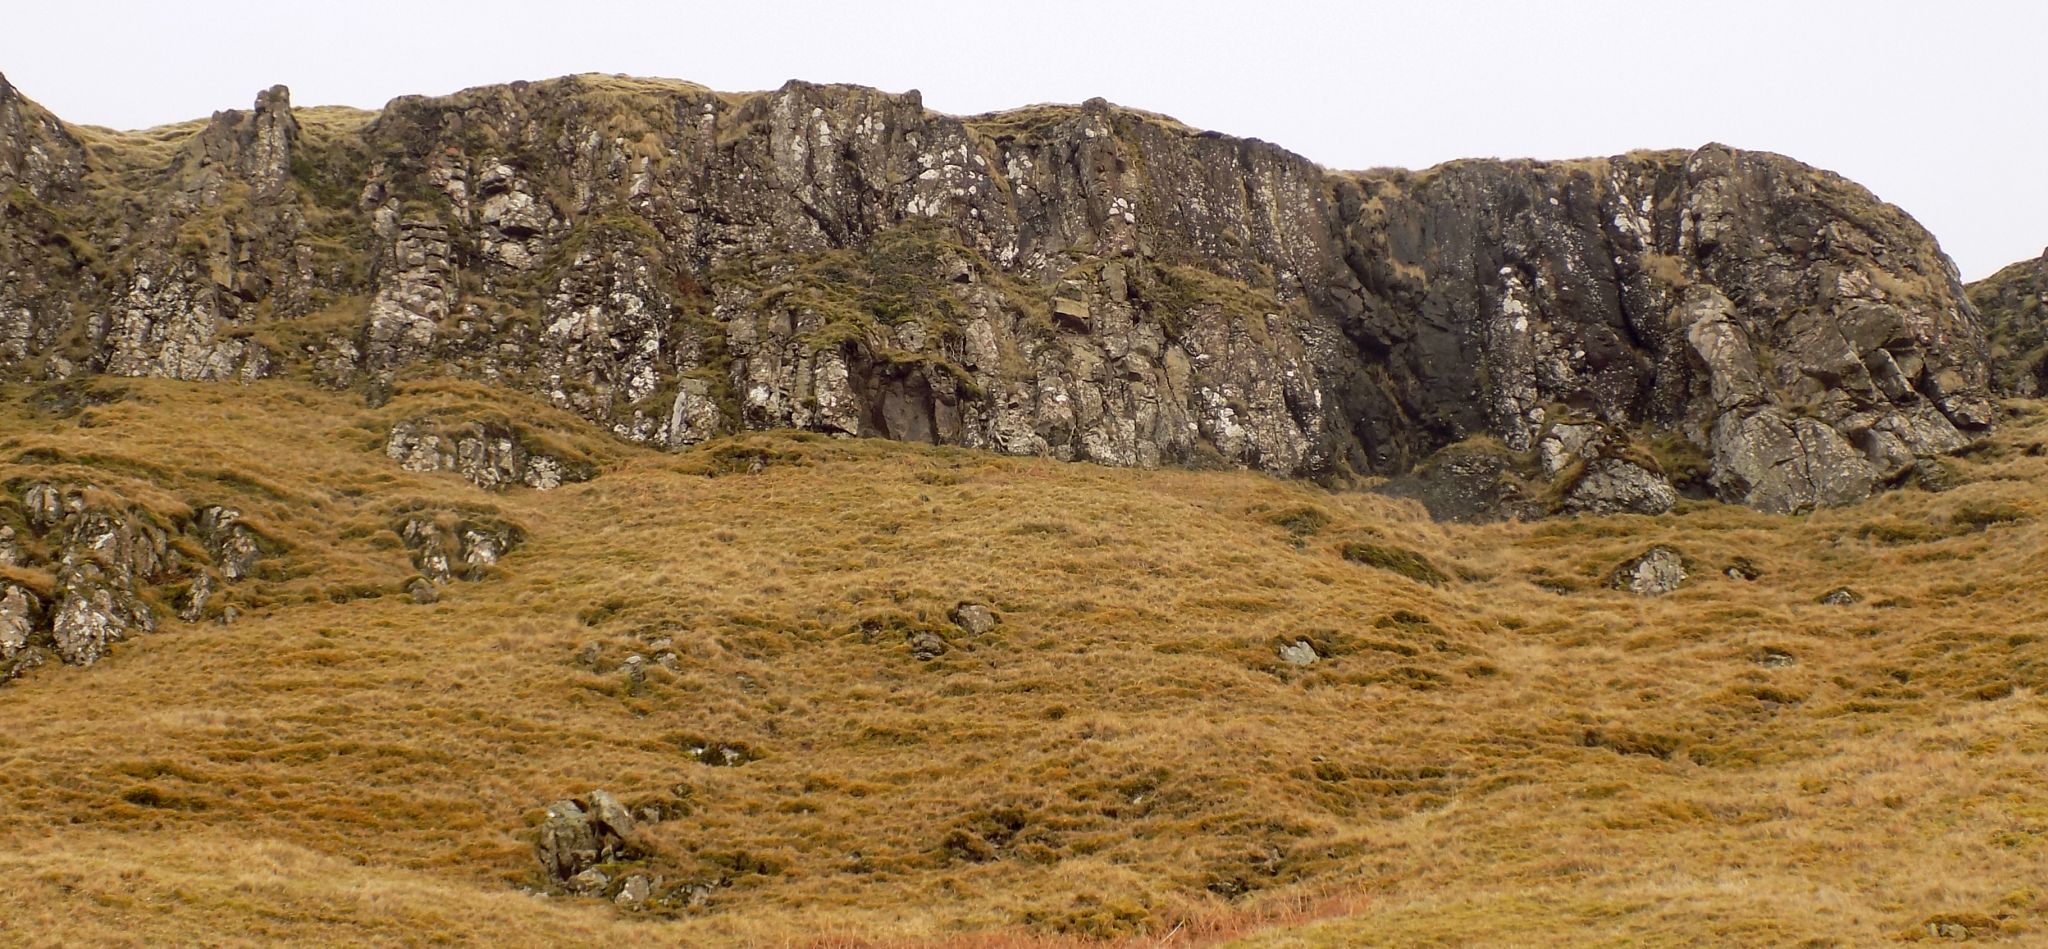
<box><xmin>0</xmin><ymin>482</ymin><xmax>265</xmax><ymax>682</ymax></box>
<box><xmin>194</xmin><ymin>506</ymin><xmax>265</xmax><ymax>580</ymax></box>
<box><xmin>398</xmin><ymin>513</ymin><xmax>520</xmax><ymax>583</ymax></box>
<box><xmin>385</xmin><ymin>418</ymin><xmax>588</xmax><ymax>490</ymax></box>
<box><xmin>1609</xmin><ymin>546</ymin><xmax>1687</xmax><ymax>597</ymax></box>
<box><xmin>0</xmin><ymin>73</ymin><xmax>2000</xmax><ymax>515</ymax></box>
<box><xmin>1967</xmin><ymin>250</ymin><xmax>2048</xmax><ymax>397</ymax></box>
<box><xmin>1277</xmin><ymin>640</ymin><xmax>1320</xmax><ymax>666</ymax></box>
<box><xmin>1562</xmin><ymin>457</ymin><xmax>1678</xmax><ymax>516</ymax></box>
<box><xmin>535</xmin><ymin>789</ymin><xmax>644</xmax><ymax>896</ymax></box>
<box><xmin>948</xmin><ymin>603</ymin><xmax>998</xmax><ymax>635</ymax></box>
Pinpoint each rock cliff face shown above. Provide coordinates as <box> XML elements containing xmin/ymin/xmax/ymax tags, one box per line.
<box><xmin>0</xmin><ymin>72</ymin><xmax>1998</xmax><ymax>514</ymax></box>
<box><xmin>1967</xmin><ymin>251</ymin><xmax>2048</xmax><ymax>397</ymax></box>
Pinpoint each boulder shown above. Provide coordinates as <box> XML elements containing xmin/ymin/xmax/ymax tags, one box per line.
<box><xmin>1277</xmin><ymin>640</ymin><xmax>1319</xmax><ymax>666</ymax></box>
<box><xmin>1609</xmin><ymin>547</ymin><xmax>1687</xmax><ymax>597</ymax></box>
<box><xmin>614</xmin><ymin>874</ymin><xmax>652</xmax><ymax>908</ymax></box>
<box><xmin>534</xmin><ymin>789</ymin><xmax>644</xmax><ymax>892</ymax></box>
<box><xmin>195</xmin><ymin>506</ymin><xmax>264</xmax><ymax>580</ymax></box>
<box><xmin>907</xmin><ymin>628</ymin><xmax>948</xmax><ymax>661</ymax></box>
<box><xmin>535</xmin><ymin>800</ymin><xmax>601</xmax><ymax>885</ymax></box>
<box><xmin>1562</xmin><ymin>458</ymin><xmax>1678</xmax><ymax>516</ymax></box>
<box><xmin>948</xmin><ymin>603</ymin><xmax>998</xmax><ymax>635</ymax></box>
<box><xmin>405</xmin><ymin>578</ymin><xmax>438</xmax><ymax>604</ymax></box>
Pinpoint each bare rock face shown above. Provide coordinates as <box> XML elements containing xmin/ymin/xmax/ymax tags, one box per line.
<box><xmin>1562</xmin><ymin>457</ymin><xmax>1678</xmax><ymax>517</ymax></box>
<box><xmin>0</xmin><ymin>483</ymin><xmax>269</xmax><ymax>682</ymax></box>
<box><xmin>0</xmin><ymin>72</ymin><xmax>85</xmax><ymax>200</ymax></box>
<box><xmin>0</xmin><ymin>74</ymin><xmax>2000</xmax><ymax>516</ymax></box>
<box><xmin>1967</xmin><ymin>250</ymin><xmax>2048</xmax><ymax>397</ymax></box>
<box><xmin>0</xmin><ymin>583</ymin><xmax>44</xmax><ymax>680</ymax></box>
<box><xmin>385</xmin><ymin>419</ymin><xmax>589</xmax><ymax>491</ymax></box>
<box><xmin>398</xmin><ymin>514</ymin><xmax>520</xmax><ymax>583</ymax></box>
<box><xmin>194</xmin><ymin>506</ymin><xmax>265</xmax><ymax>580</ymax></box>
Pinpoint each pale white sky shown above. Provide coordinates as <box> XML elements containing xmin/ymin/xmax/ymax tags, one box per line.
<box><xmin>4</xmin><ymin>0</ymin><xmax>2044</xmax><ymax>279</ymax></box>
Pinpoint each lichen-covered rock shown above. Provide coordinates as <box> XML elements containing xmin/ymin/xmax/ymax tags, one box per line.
<box><xmin>535</xmin><ymin>789</ymin><xmax>641</xmax><ymax>892</ymax></box>
<box><xmin>1609</xmin><ymin>547</ymin><xmax>1687</xmax><ymax>597</ymax></box>
<box><xmin>48</xmin><ymin>508</ymin><xmax>166</xmax><ymax>665</ymax></box>
<box><xmin>948</xmin><ymin>603</ymin><xmax>998</xmax><ymax>635</ymax></box>
<box><xmin>907</xmin><ymin>627</ymin><xmax>949</xmax><ymax>661</ymax></box>
<box><xmin>1967</xmin><ymin>249</ymin><xmax>2048</xmax><ymax>396</ymax></box>
<box><xmin>1</xmin><ymin>583</ymin><xmax>41</xmax><ymax>661</ymax></box>
<box><xmin>1562</xmin><ymin>457</ymin><xmax>1678</xmax><ymax>516</ymax></box>
<box><xmin>1277</xmin><ymin>640</ymin><xmax>1319</xmax><ymax>666</ymax></box>
<box><xmin>178</xmin><ymin>571</ymin><xmax>216</xmax><ymax>623</ymax></box>
<box><xmin>0</xmin><ymin>582</ymin><xmax>46</xmax><ymax>683</ymax></box>
<box><xmin>398</xmin><ymin>514</ymin><xmax>520</xmax><ymax>583</ymax></box>
<box><xmin>0</xmin><ymin>74</ymin><xmax>1999</xmax><ymax>516</ymax></box>
<box><xmin>195</xmin><ymin>506</ymin><xmax>264</xmax><ymax>580</ymax></box>
<box><xmin>2</xmin><ymin>482</ymin><xmax>266</xmax><ymax>683</ymax></box>
<box><xmin>386</xmin><ymin>419</ymin><xmax>587</xmax><ymax>490</ymax></box>
<box><xmin>536</xmin><ymin>800</ymin><xmax>602</xmax><ymax>887</ymax></box>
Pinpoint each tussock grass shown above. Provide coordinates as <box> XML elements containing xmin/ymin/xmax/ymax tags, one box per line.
<box><xmin>0</xmin><ymin>382</ymin><xmax>2044</xmax><ymax>946</ymax></box>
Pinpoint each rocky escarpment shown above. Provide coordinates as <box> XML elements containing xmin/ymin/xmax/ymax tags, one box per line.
<box><xmin>0</xmin><ymin>72</ymin><xmax>1999</xmax><ymax>514</ymax></box>
<box><xmin>1</xmin><ymin>482</ymin><xmax>266</xmax><ymax>682</ymax></box>
<box><xmin>1967</xmin><ymin>250</ymin><xmax>2048</xmax><ymax>397</ymax></box>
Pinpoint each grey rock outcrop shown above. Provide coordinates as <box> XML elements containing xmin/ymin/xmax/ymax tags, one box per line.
<box><xmin>386</xmin><ymin>418</ymin><xmax>587</xmax><ymax>490</ymax></box>
<box><xmin>906</xmin><ymin>627</ymin><xmax>949</xmax><ymax>661</ymax></box>
<box><xmin>0</xmin><ymin>583</ymin><xmax>45</xmax><ymax>682</ymax></box>
<box><xmin>1967</xmin><ymin>250</ymin><xmax>2048</xmax><ymax>396</ymax></box>
<box><xmin>0</xmin><ymin>75</ymin><xmax>2000</xmax><ymax>516</ymax></box>
<box><xmin>1562</xmin><ymin>457</ymin><xmax>1678</xmax><ymax>516</ymax></box>
<box><xmin>536</xmin><ymin>789</ymin><xmax>640</xmax><ymax>894</ymax></box>
<box><xmin>398</xmin><ymin>514</ymin><xmax>520</xmax><ymax>583</ymax></box>
<box><xmin>195</xmin><ymin>506</ymin><xmax>264</xmax><ymax>580</ymax></box>
<box><xmin>1819</xmin><ymin>587</ymin><xmax>1862</xmax><ymax>606</ymax></box>
<box><xmin>1609</xmin><ymin>546</ymin><xmax>1687</xmax><ymax>597</ymax></box>
<box><xmin>0</xmin><ymin>482</ymin><xmax>271</xmax><ymax>682</ymax></box>
<box><xmin>1277</xmin><ymin>640</ymin><xmax>1320</xmax><ymax>666</ymax></box>
<box><xmin>49</xmin><ymin>508</ymin><xmax>166</xmax><ymax>665</ymax></box>
<box><xmin>948</xmin><ymin>603</ymin><xmax>998</xmax><ymax>635</ymax></box>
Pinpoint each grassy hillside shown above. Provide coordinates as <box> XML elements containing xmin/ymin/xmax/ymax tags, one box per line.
<box><xmin>1</xmin><ymin>379</ymin><xmax>2044</xmax><ymax>947</ymax></box>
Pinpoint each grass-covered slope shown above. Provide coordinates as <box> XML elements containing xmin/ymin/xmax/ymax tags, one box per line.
<box><xmin>0</xmin><ymin>380</ymin><xmax>2044</xmax><ymax>946</ymax></box>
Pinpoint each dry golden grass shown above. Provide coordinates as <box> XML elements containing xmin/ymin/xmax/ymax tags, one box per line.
<box><xmin>0</xmin><ymin>379</ymin><xmax>2044</xmax><ymax>946</ymax></box>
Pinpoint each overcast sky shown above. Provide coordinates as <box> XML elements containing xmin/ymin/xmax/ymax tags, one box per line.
<box><xmin>4</xmin><ymin>0</ymin><xmax>2043</xmax><ymax>279</ymax></box>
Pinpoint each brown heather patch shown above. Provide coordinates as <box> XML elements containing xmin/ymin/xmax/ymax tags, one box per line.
<box><xmin>0</xmin><ymin>381</ymin><xmax>2044</xmax><ymax>946</ymax></box>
